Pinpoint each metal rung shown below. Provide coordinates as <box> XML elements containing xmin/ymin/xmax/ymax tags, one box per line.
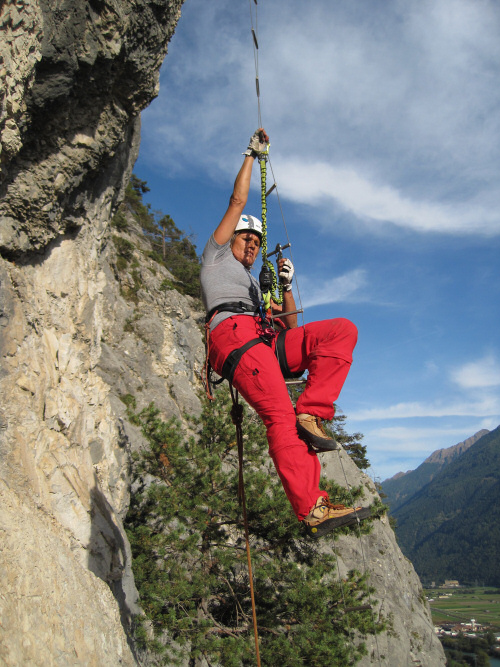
<box><xmin>255</xmin><ymin>77</ymin><xmax>260</xmax><ymax>98</ymax></box>
<box><xmin>267</xmin><ymin>242</ymin><xmax>290</xmax><ymax>258</ymax></box>
<box><xmin>252</xmin><ymin>28</ymin><xmax>258</xmax><ymax>49</ymax></box>
<box><xmin>266</xmin><ymin>183</ymin><xmax>276</xmax><ymax>197</ymax></box>
<box><xmin>285</xmin><ymin>379</ymin><xmax>306</xmax><ymax>385</ymax></box>
<box><xmin>269</xmin><ymin>309</ymin><xmax>303</xmax><ymax>320</ymax></box>
<box><xmin>343</xmin><ymin>604</ymin><xmax>372</xmax><ymax>613</ymax></box>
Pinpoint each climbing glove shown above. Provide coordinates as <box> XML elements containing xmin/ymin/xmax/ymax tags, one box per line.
<box><xmin>279</xmin><ymin>258</ymin><xmax>294</xmax><ymax>291</ymax></box>
<box><xmin>243</xmin><ymin>129</ymin><xmax>269</xmax><ymax>157</ymax></box>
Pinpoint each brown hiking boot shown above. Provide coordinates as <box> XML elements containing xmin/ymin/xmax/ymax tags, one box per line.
<box><xmin>303</xmin><ymin>496</ymin><xmax>371</xmax><ymax>538</ymax></box>
<box><xmin>296</xmin><ymin>413</ymin><xmax>339</xmax><ymax>452</ymax></box>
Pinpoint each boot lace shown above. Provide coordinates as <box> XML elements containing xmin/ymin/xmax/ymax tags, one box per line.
<box><xmin>319</xmin><ymin>497</ymin><xmax>346</xmax><ymax>511</ymax></box>
<box><xmin>315</xmin><ymin>417</ymin><xmax>328</xmax><ymax>437</ymax></box>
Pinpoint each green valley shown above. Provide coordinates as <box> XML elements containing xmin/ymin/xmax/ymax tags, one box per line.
<box><xmin>426</xmin><ymin>587</ymin><xmax>500</xmax><ymax>628</ymax></box>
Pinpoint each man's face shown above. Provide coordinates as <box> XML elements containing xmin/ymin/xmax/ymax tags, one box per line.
<box><xmin>231</xmin><ymin>232</ymin><xmax>261</xmax><ymax>268</ymax></box>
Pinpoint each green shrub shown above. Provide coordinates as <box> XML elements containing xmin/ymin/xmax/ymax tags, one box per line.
<box><xmin>112</xmin><ymin>207</ymin><xmax>128</xmax><ymax>231</ymax></box>
<box><xmin>116</xmin><ymin>256</ymin><xmax>128</xmax><ymax>272</ymax></box>
<box><xmin>113</xmin><ymin>235</ymin><xmax>135</xmax><ymax>262</ymax></box>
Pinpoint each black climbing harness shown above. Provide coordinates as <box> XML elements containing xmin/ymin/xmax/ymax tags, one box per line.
<box><xmin>274</xmin><ymin>328</ymin><xmax>303</xmax><ymax>380</ymax></box>
<box><xmin>202</xmin><ymin>300</ymin><xmax>300</xmax><ymax>400</ymax></box>
<box><xmin>205</xmin><ymin>300</ymin><xmax>258</xmax><ymax>322</ymax></box>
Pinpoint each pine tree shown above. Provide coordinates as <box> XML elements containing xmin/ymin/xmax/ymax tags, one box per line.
<box><xmin>112</xmin><ymin>175</ymin><xmax>201</xmax><ymax>297</ymax></box>
<box><xmin>324</xmin><ymin>411</ymin><xmax>370</xmax><ymax>470</ymax></box>
<box><xmin>125</xmin><ymin>389</ymin><xmax>384</xmax><ymax>666</ymax></box>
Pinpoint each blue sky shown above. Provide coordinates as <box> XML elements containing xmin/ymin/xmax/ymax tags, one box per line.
<box><xmin>134</xmin><ymin>0</ymin><xmax>500</xmax><ymax>482</ymax></box>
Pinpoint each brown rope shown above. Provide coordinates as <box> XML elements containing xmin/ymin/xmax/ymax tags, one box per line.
<box><xmin>229</xmin><ymin>384</ymin><xmax>261</xmax><ymax>667</ymax></box>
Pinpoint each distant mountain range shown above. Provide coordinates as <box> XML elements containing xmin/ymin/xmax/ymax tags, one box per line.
<box><xmin>382</xmin><ymin>429</ymin><xmax>490</xmax><ymax>513</ymax></box>
<box><xmin>381</xmin><ymin>426</ymin><xmax>500</xmax><ymax>587</ymax></box>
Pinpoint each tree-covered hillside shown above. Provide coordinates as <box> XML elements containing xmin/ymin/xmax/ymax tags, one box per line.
<box><xmin>112</xmin><ymin>175</ymin><xmax>201</xmax><ymax>298</ymax></box>
<box><xmin>392</xmin><ymin>426</ymin><xmax>500</xmax><ymax>586</ymax></box>
<box><xmin>382</xmin><ymin>460</ymin><xmax>443</xmax><ymax>513</ymax></box>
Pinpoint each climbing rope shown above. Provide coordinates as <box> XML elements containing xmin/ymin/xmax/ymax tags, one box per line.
<box><xmin>335</xmin><ymin>448</ymin><xmax>383</xmax><ymax>664</ymax></box>
<box><xmin>229</xmin><ymin>385</ymin><xmax>262</xmax><ymax>667</ymax></box>
<box><xmin>248</xmin><ymin>0</ymin><xmax>262</xmax><ymax>128</ymax></box>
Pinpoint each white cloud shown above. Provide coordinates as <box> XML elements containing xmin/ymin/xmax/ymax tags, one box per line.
<box><xmin>361</xmin><ymin>420</ymin><xmax>496</xmax><ymax>480</ymax></box>
<box><xmin>141</xmin><ymin>0</ymin><xmax>500</xmax><ymax>238</ymax></box>
<box><xmin>424</xmin><ymin>360</ymin><xmax>440</xmax><ymax>378</ymax></box>
<box><xmin>345</xmin><ymin>353</ymin><xmax>500</xmax><ymax>423</ymax></box>
<box><xmin>367</xmin><ymin>425</ymin><xmax>482</xmax><ymax>452</ymax></box>
<box><xmin>479</xmin><ymin>417</ymin><xmax>500</xmax><ymax>431</ymax></box>
<box><xmin>451</xmin><ymin>354</ymin><xmax>500</xmax><ymax>389</ymax></box>
<box><xmin>300</xmin><ymin>268</ymin><xmax>369</xmax><ymax>308</ymax></box>
<box><xmin>273</xmin><ymin>159</ymin><xmax>499</xmax><ymax>236</ymax></box>
<box><xmin>350</xmin><ymin>395</ymin><xmax>500</xmax><ymax>421</ymax></box>
<box><xmin>135</xmin><ymin>0</ymin><xmax>500</xmax><ymax>480</ymax></box>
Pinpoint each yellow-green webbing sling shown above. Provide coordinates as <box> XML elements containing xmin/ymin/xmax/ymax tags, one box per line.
<box><xmin>259</xmin><ymin>154</ymin><xmax>283</xmax><ymax>311</ymax></box>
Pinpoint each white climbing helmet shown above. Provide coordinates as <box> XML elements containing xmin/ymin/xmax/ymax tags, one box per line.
<box><xmin>235</xmin><ymin>214</ymin><xmax>262</xmax><ymax>240</ymax></box>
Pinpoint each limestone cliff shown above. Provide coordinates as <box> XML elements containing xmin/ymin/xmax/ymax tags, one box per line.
<box><xmin>0</xmin><ymin>1</ymin><xmax>190</xmax><ymax>664</ymax></box>
<box><xmin>0</xmin><ymin>1</ymin><xmax>445</xmax><ymax>665</ymax></box>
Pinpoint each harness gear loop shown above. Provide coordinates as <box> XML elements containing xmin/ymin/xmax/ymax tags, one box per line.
<box><xmin>229</xmin><ymin>384</ymin><xmax>262</xmax><ymax>667</ymax></box>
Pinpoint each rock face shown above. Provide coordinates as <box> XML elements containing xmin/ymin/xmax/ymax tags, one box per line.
<box><xmin>0</xmin><ymin>1</ymin><xmax>188</xmax><ymax>664</ymax></box>
<box><xmin>1</xmin><ymin>0</ymin><xmax>183</xmax><ymax>256</ymax></box>
<box><xmin>322</xmin><ymin>451</ymin><xmax>445</xmax><ymax>666</ymax></box>
<box><xmin>0</xmin><ymin>1</ymin><xmax>445</xmax><ymax>665</ymax></box>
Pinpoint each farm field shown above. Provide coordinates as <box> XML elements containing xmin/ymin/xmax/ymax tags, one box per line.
<box><xmin>425</xmin><ymin>587</ymin><xmax>500</xmax><ymax>629</ymax></box>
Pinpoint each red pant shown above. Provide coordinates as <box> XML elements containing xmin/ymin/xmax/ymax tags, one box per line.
<box><xmin>209</xmin><ymin>316</ymin><xmax>357</xmax><ymax>520</ymax></box>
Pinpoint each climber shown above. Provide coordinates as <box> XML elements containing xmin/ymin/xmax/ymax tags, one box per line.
<box><xmin>200</xmin><ymin>129</ymin><xmax>371</xmax><ymax>537</ymax></box>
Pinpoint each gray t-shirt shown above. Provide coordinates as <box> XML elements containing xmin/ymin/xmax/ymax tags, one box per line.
<box><xmin>201</xmin><ymin>233</ymin><xmax>261</xmax><ymax>331</ymax></box>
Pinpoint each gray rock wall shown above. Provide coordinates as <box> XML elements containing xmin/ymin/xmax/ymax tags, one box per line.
<box><xmin>322</xmin><ymin>450</ymin><xmax>445</xmax><ymax>666</ymax></box>
<box><xmin>0</xmin><ymin>1</ymin><xmax>186</xmax><ymax>664</ymax></box>
<box><xmin>1</xmin><ymin>0</ymin><xmax>181</xmax><ymax>255</ymax></box>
